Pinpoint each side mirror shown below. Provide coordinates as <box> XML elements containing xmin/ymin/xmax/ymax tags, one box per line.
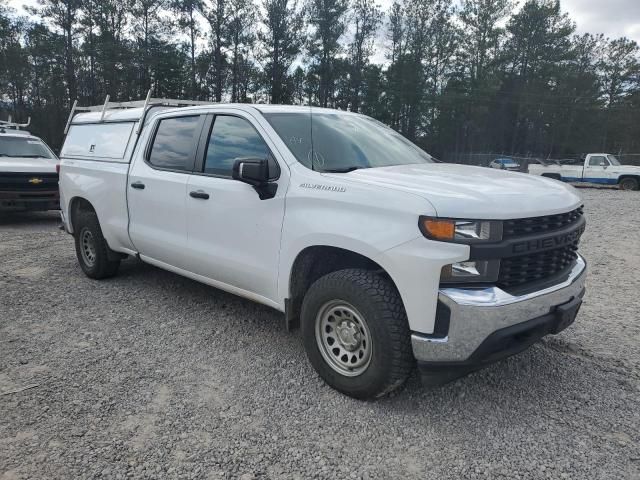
<box><xmin>232</xmin><ymin>158</ymin><xmax>269</xmax><ymax>186</ymax></box>
<box><xmin>232</xmin><ymin>158</ymin><xmax>278</xmax><ymax>200</ymax></box>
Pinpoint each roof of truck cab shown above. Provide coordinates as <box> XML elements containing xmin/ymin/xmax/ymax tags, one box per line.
<box><xmin>70</xmin><ymin>103</ymin><xmax>355</xmax><ymax>125</ymax></box>
<box><xmin>251</xmin><ymin>104</ymin><xmax>353</xmax><ymax>115</ymax></box>
<box><xmin>152</xmin><ymin>104</ymin><xmax>352</xmax><ymax>115</ymax></box>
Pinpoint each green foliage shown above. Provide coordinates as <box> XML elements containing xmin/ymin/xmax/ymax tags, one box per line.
<box><xmin>0</xmin><ymin>0</ymin><xmax>638</xmax><ymax>157</ymax></box>
<box><xmin>259</xmin><ymin>0</ymin><xmax>304</xmax><ymax>103</ymax></box>
<box><xmin>305</xmin><ymin>0</ymin><xmax>349</xmax><ymax>106</ymax></box>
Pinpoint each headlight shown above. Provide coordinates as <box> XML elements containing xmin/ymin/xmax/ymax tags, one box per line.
<box><xmin>419</xmin><ymin>217</ymin><xmax>502</xmax><ymax>243</ymax></box>
<box><xmin>419</xmin><ymin>216</ymin><xmax>503</xmax><ymax>283</ymax></box>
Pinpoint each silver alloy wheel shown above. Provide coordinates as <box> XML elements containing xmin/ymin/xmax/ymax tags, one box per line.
<box><xmin>315</xmin><ymin>300</ymin><xmax>372</xmax><ymax>377</ymax></box>
<box><xmin>80</xmin><ymin>228</ymin><xmax>97</xmax><ymax>267</ymax></box>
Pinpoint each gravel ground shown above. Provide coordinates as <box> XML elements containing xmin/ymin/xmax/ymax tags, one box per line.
<box><xmin>1</xmin><ymin>189</ymin><xmax>639</xmax><ymax>480</ymax></box>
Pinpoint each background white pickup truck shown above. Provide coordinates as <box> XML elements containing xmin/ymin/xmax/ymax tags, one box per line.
<box><xmin>59</xmin><ymin>97</ymin><xmax>588</xmax><ymax>399</ymax></box>
<box><xmin>529</xmin><ymin>153</ymin><xmax>640</xmax><ymax>190</ymax></box>
<box><xmin>0</xmin><ymin>118</ymin><xmax>60</xmax><ymax>212</ymax></box>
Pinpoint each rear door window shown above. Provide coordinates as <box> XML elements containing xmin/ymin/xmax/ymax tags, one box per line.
<box><xmin>148</xmin><ymin>116</ymin><xmax>202</xmax><ymax>172</ymax></box>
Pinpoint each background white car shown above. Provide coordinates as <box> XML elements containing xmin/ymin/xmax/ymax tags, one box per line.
<box><xmin>489</xmin><ymin>157</ymin><xmax>521</xmax><ymax>171</ymax></box>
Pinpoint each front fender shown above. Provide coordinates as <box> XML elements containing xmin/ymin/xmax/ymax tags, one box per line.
<box><xmin>375</xmin><ymin>237</ymin><xmax>469</xmax><ymax>334</ymax></box>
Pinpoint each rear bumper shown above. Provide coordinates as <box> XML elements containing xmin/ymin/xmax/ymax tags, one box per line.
<box><xmin>411</xmin><ymin>255</ymin><xmax>587</xmax><ymax>376</ymax></box>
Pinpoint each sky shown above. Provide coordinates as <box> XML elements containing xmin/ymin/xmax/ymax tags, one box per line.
<box><xmin>560</xmin><ymin>0</ymin><xmax>640</xmax><ymax>43</ymax></box>
<box><xmin>7</xmin><ymin>0</ymin><xmax>640</xmax><ymax>47</ymax></box>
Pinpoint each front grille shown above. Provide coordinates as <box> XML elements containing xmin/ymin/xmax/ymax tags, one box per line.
<box><xmin>498</xmin><ymin>243</ymin><xmax>580</xmax><ymax>289</ymax></box>
<box><xmin>495</xmin><ymin>207</ymin><xmax>585</xmax><ymax>289</ymax></box>
<box><xmin>0</xmin><ymin>173</ymin><xmax>58</xmax><ymax>191</ymax></box>
<box><xmin>503</xmin><ymin>207</ymin><xmax>583</xmax><ymax>239</ymax></box>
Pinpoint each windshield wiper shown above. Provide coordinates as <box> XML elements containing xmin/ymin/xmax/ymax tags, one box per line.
<box><xmin>12</xmin><ymin>154</ymin><xmax>49</xmax><ymax>158</ymax></box>
<box><xmin>322</xmin><ymin>166</ymin><xmax>364</xmax><ymax>173</ymax></box>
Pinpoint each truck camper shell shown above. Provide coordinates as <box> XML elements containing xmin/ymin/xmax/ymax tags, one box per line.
<box><xmin>61</xmin><ymin>91</ymin><xmax>212</xmax><ymax>163</ymax></box>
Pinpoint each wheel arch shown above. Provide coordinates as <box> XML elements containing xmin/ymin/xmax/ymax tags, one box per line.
<box><xmin>618</xmin><ymin>175</ymin><xmax>640</xmax><ymax>189</ymax></box>
<box><xmin>283</xmin><ymin>244</ymin><xmax>404</xmax><ymax>330</ymax></box>
<box><xmin>68</xmin><ymin>196</ymin><xmax>97</xmax><ymax>234</ymax></box>
<box><xmin>68</xmin><ymin>196</ymin><xmax>125</xmax><ymax>262</ymax></box>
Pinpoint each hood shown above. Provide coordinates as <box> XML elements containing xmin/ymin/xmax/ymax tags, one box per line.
<box><xmin>326</xmin><ymin>163</ymin><xmax>582</xmax><ymax>219</ymax></box>
<box><xmin>614</xmin><ymin>165</ymin><xmax>640</xmax><ymax>173</ymax></box>
<box><xmin>0</xmin><ymin>157</ymin><xmax>58</xmax><ymax>173</ymax></box>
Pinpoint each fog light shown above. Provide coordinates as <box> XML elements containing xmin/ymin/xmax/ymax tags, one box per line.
<box><xmin>441</xmin><ymin>260</ymin><xmax>500</xmax><ymax>283</ymax></box>
<box><xmin>452</xmin><ymin>261</ymin><xmax>484</xmax><ymax>276</ymax></box>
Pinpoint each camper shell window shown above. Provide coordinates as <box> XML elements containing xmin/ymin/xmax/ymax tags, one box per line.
<box><xmin>61</xmin><ymin>122</ymin><xmax>135</xmax><ymax>161</ymax></box>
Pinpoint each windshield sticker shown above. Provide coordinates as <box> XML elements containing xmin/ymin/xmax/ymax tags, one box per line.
<box><xmin>27</xmin><ymin>140</ymin><xmax>41</xmax><ymax>144</ymax></box>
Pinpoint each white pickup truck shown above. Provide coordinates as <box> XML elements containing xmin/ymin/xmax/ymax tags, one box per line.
<box><xmin>0</xmin><ymin>119</ymin><xmax>60</xmax><ymax>212</ymax></box>
<box><xmin>59</xmin><ymin>97</ymin><xmax>587</xmax><ymax>399</ymax></box>
<box><xmin>529</xmin><ymin>153</ymin><xmax>640</xmax><ymax>190</ymax></box>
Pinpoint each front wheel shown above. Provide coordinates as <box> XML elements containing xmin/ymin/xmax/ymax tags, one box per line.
<box><xmin>541</xmin><ymin>173</ymin><xmax>562</xmax><ymax>181</ymax></box>
<box><xmin>73</xmin><ymin>211</ymin><xmax>121</xmax><ymax>279</ymax></box>
<box><xmin>301</xmin><ymin>269</ymin><xmax>414</xmax><ymax>399</ymax></box>
<box><xmin>620</xmin><ymin>177</ymin><xmax>639</xmax><ymax>191</ymax></box>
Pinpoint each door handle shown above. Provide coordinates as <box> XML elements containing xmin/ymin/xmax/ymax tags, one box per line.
<box><xmin>131</xmin><ymin>181</ymin><xmax>145</xmax><ymax>190</ymax></box>
<box><xmin>189</xmin><ymin>190</ymin><xmax>210</xmax><ymax>200</ymax></box>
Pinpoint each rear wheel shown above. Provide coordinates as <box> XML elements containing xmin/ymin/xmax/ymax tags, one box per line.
<box><xmin>73</xmin><ymin>211</ymin><xmax>120</xmax><ymax>279</ymax></box>
<box><xmin>301</xmin><ymin>269</ymin><xmax>414</xmax><ymax>399</ymax></box>
<box><xmin>619</xmin><ymin>177</ymin><xmax>639</xmax><ymax>191</ymax></box>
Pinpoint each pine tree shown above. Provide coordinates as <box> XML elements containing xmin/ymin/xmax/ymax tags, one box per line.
<box><xmin>259</xmin><ymin>0</ymin><xmax>303</xmax><ymax>103</ymax></box>
<box><xmin>306</xmin><ymin>0</ymin><xmax>348</xmax><ymax>107</ymax></box>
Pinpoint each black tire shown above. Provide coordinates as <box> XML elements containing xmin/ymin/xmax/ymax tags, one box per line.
<box><xmin>619</xmin><ymin>177</ymin><xmax>639</xmax><ymax>191</ymax></box>
<box><xmin>301</xmin><ymin>269</ymin><xmax>414</xmax><ymax>399</ymax></box>
<box><xmin>73</xmin><ymin>211</ymin><xmax>120</xmax><ymax>279</ymax></box>
<box><xmin>542</xmin><ymin>173</ymin><xmax>562</xmax><ymax>181</ymax></box>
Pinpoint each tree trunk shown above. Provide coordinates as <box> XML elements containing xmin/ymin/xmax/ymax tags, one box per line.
<box><xmin>65</xmin><ymin>5</ymin><xmax>76</xmax><ymax>104</ymax></box>
<box><xmin>190</xmin><ymin>10</ymin><xmax>197</xmax><ymax>99</ymax></box>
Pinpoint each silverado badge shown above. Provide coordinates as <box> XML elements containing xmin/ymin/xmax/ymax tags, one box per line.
<box><xmin>28</xmin><ymin>178</ymin><xmax>44</xmax><ymax>185</ymax></box>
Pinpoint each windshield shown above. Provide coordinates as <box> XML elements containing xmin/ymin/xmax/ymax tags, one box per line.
<box><xmin>263</xmin><ymin>111</ymin><xmax>434</xmax><ymax>172</ymax></box>
<box><xmin>607</xmin><ymin>155</ymin><xmax>621</xmax><ymax>166</ymax></box>
<box><xmin>0</xmin><ymin>136</ymin><xmax>54</xmax><ymax>159</ymax></box>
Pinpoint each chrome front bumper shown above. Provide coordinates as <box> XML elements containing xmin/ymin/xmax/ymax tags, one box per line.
<box><xmin>412</xmin><ymin>255</ymin><xmax>587</xmax><ymax>363</ymax></box>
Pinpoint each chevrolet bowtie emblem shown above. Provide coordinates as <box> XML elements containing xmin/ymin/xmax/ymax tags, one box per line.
<box><xmin>28</xmin><ymin>178</ymin><xmax>43</xmax><ymax>185</ymax></box>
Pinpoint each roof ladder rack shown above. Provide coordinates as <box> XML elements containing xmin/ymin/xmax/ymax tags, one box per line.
<box><xmin>136</xmin><ymin>89</ymin><xmax>153</xmax><ymax>134</ymax></box>
<box><xmin>63</xmin><ymin>101</ymin><xmax>78</xmax><ymax>134</ymax></box>
<box><xmin>99</xmin><ymin>95</ymin><xmax>111</xmax><ymax>121</ymax></box>
<box><xmin>63</xmin><ymin>89</ymin><xmax>213</xmax><ymax>135</ymax></box>
<box><xmin>0</xmin><ymin>116</ymin><xmax>31</xmax><ymax>130</ymax></box>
